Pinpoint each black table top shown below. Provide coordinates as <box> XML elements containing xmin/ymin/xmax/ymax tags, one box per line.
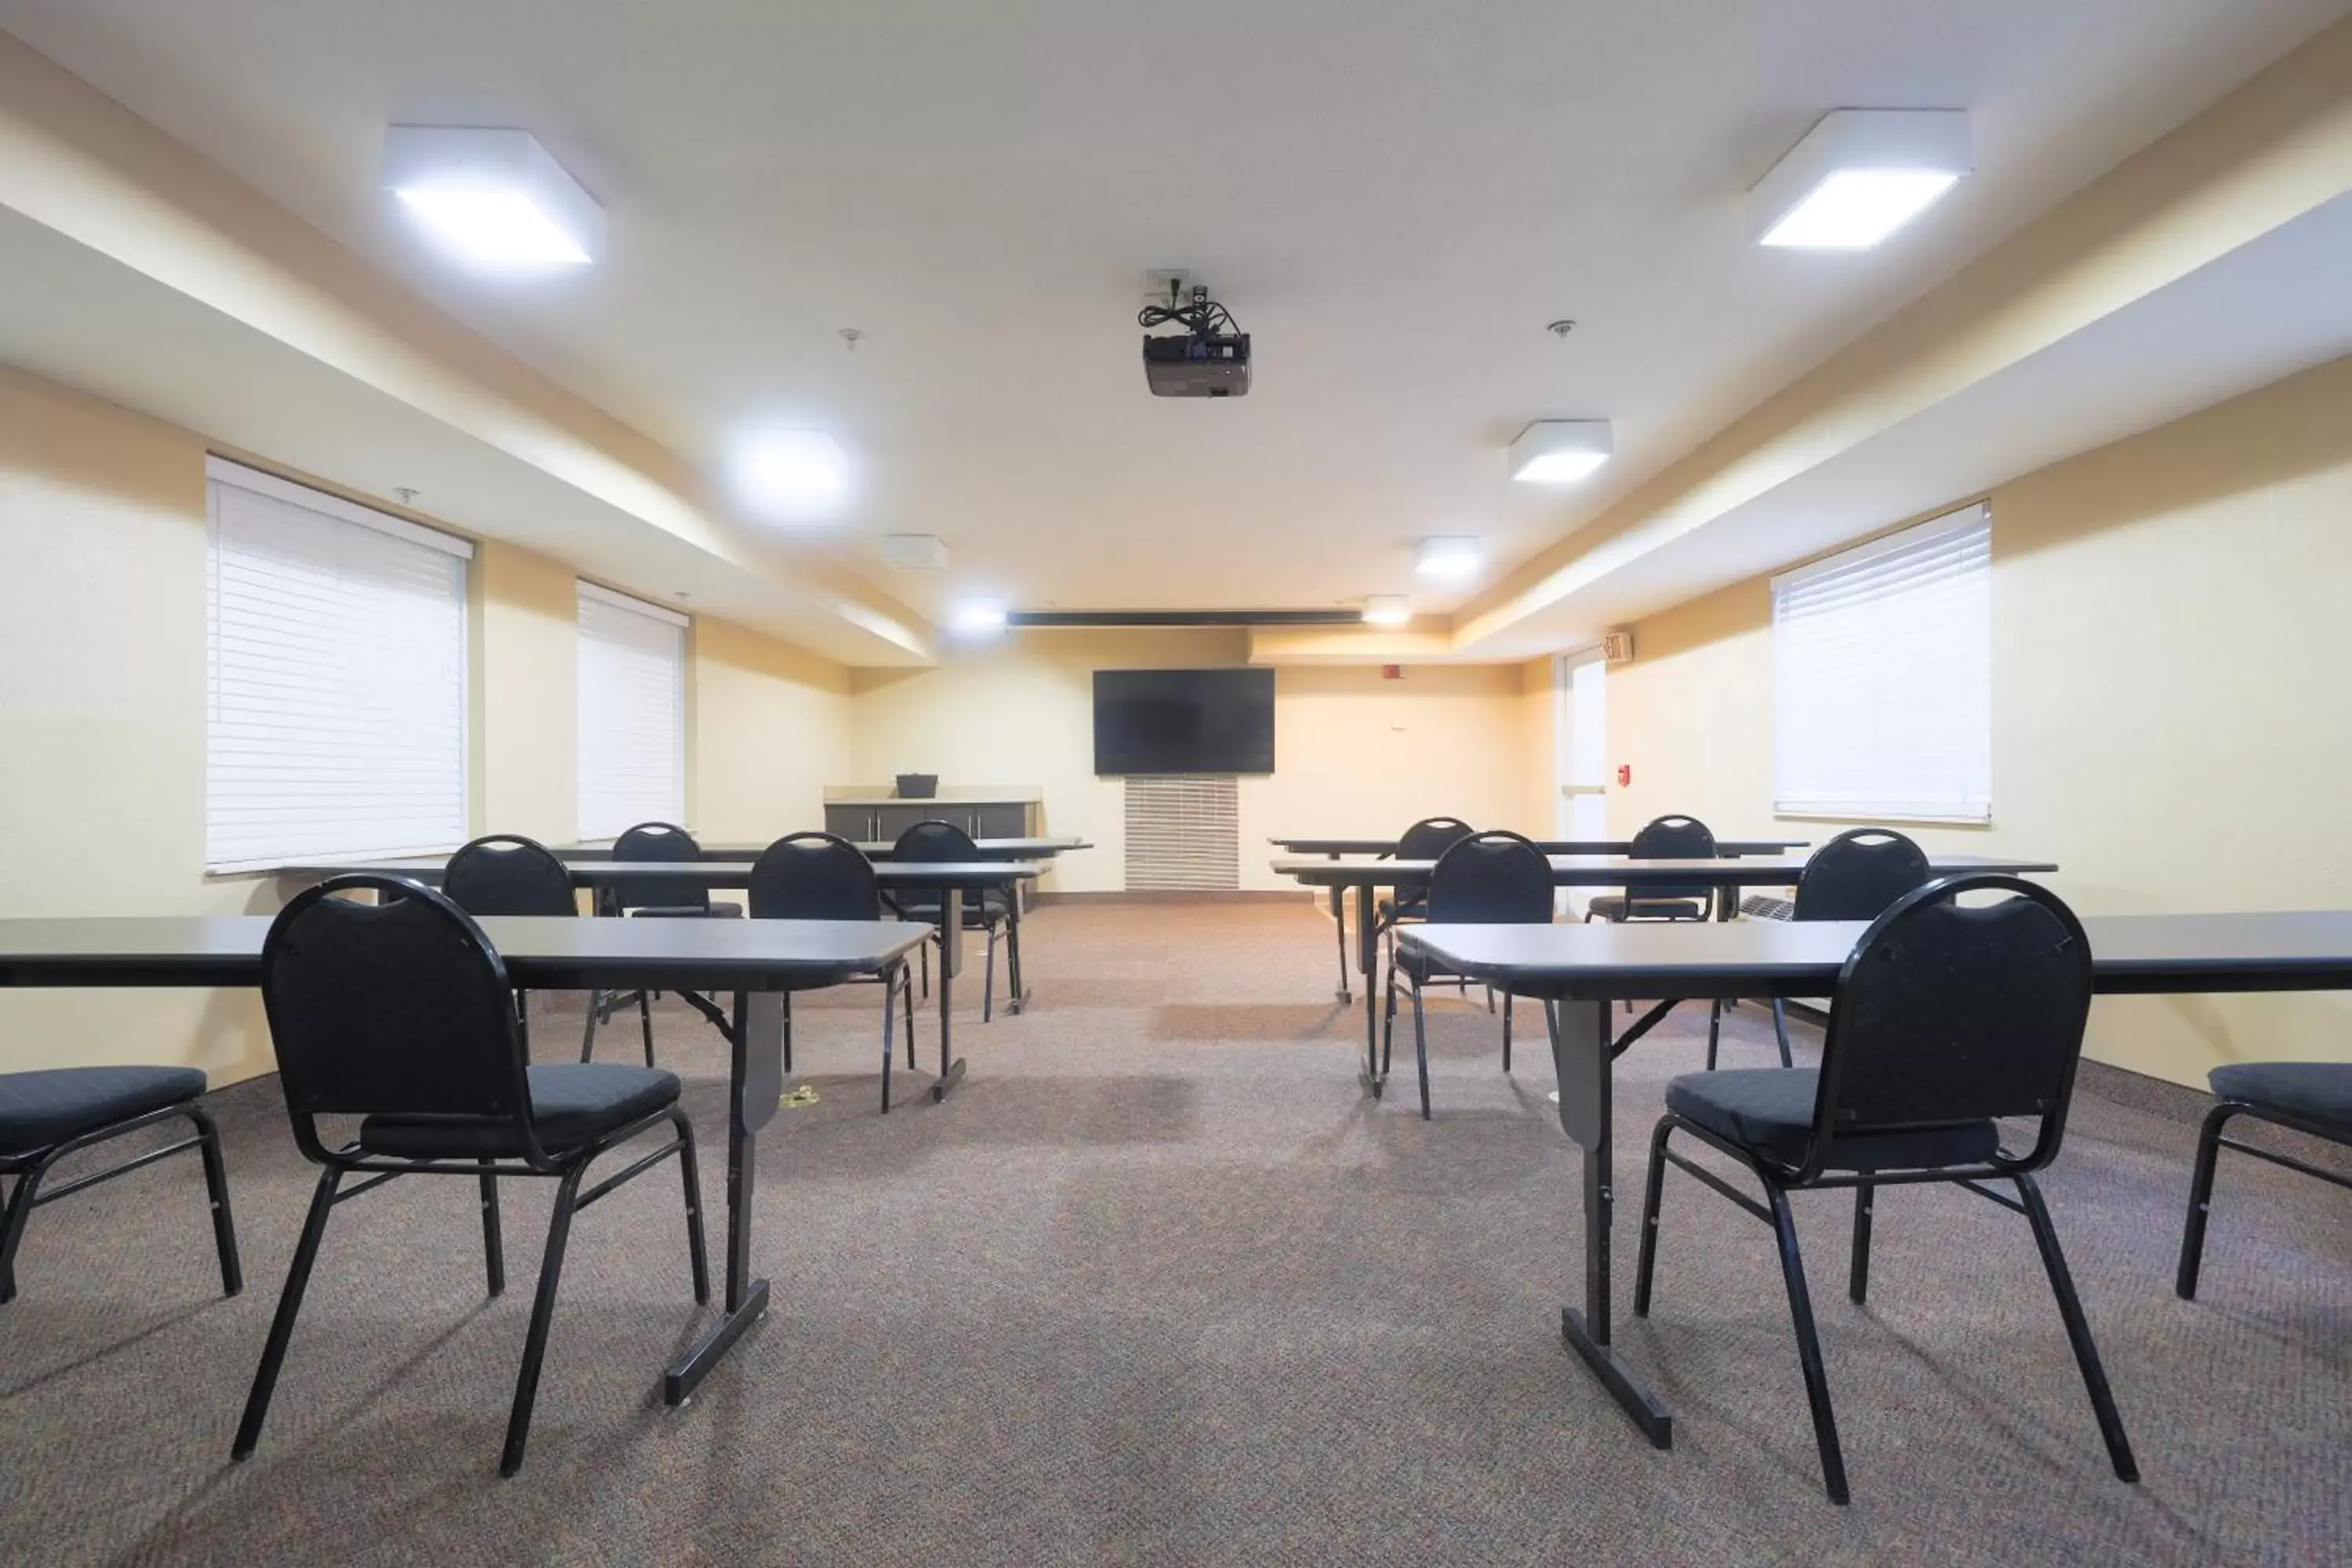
<box><xmin>1269</xmin><ymin>837</ymin><xmax>1809</xmax><ymax>857</ymax></box>
<box><xmin>0</xmin><ymin>915</ymin><xmax>931</xmax><ymax>992</ymax></box>
<box><xmin>1272</xmin><ymin>853</ymin><xmax>2055</xmax><ymax>888</ymax></box>
<box><xmin>1402</xmin><ymin>909</ymin><xmax>2352</xmax><ymax>1000</ymax></box>
<box><xmin>270</xmin><ymin>858</ymin><xmax>1044</xmax><ymax>888</ymax></box>
<box><xmin>559</xmin><ymin>837</ymin><xmax>1091</xmax><ymax>861</ymax></box>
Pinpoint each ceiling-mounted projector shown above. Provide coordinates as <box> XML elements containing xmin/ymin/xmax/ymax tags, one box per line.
<box><xmin>1140</xmin><ymin>282</ymin><xmax>1250</xmax><ymax>397</ymax></box>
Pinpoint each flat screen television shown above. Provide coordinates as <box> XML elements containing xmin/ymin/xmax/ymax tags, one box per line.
<box><xmin>1093</xmin><ymin>668</ymin><xmax>1275</xmax><ymax>775</ymax></box>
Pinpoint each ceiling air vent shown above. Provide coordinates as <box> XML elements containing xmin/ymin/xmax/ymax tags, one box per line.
<box><xmin>880</xmin><ymin>534</ymin><xmax>948</xmax><ymax>571</ymax></box>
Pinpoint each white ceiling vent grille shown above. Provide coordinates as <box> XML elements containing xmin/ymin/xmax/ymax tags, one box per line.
<box><xmin>880</xmin><ymin>534</ymin><xmax>948</xmax><ymax>571</ymax></box>
<box><xmin>1123</xmin><ymin>775</ymin><xmax>1239</xmax><ymax>891</ymax></box>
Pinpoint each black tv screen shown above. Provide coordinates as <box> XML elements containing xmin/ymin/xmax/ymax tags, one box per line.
<box><xmin>1094</xmin><ymin>668</ymin><xmax>1275</xmax><ymax>775</ymax></box>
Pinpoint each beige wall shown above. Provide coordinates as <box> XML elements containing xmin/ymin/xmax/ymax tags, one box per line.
<box><xmin>1609</xmin><ymin>352</ymin><xmax>2352</xmax><ymax>1088</ymax></box>
<box><xmin>849</xmin><ymin>629</ymin><xmax>1548</xmax><ymax>893</ymax></box>
<box><xmin>0</xmin><ymin>364</ymin><xmax>856</xmax><ymax>1084</ymax></box>
<box><xmin>0</xmin><ymin>365</ymin><xmax>271</xmax><ymax>1082</ymax></box>
<box><xmin>691</xmin><ymin>618</ymin><xmax>853</xmax><ymax>842</ymax></box>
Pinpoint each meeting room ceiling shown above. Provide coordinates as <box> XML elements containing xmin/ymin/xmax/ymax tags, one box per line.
<box><xmin>1</xmin><ymin>0</ymin><xmax>2346</xmax><ymax>637</ymax></box>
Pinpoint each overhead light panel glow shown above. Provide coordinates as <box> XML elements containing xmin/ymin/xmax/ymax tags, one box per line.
<box><xmin>1362</xmin><ymin>595</ymin><xmax>1411</xmax><ymax>626</ymax></box>
<box><xmin>949</xmin><ymin>598</ymin><xmax>1008</xmax><ymax>636</ymax></box>
<box><xmin>732</xmin><ymin>430</ymin><xmax>851</xmax><ymax>521</ymax></box>
<box><xmin>1508</xmin><ymin>420</ymin><xmax>1613</xmax><ymax>485</ymax></box>
<box><xmin>1414</xmin><ymin>536</ymin><xmax>1483</xmax><ymax>580</ymax></box>
<box><xmin>383</xmin><ymin>126</ymin><xmax>604</xmax><ymax>274</ymax></box>
<box><xmin>1751</xmin><ymin>110</ymin><xmax>1972</xmax><ymax>250</ymax></box>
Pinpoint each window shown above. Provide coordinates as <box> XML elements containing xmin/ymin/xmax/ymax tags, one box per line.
<box><xmin>576</xmin><ymin>582</ymin><xmax>688</xmax><ymax>839</ymax></box>
<box><xmin>205</xmin><ymin>458</ymin><xmax>472</xmax><ymax>871</ymax></box>
<box><xmin>1772</xmin><ymin>503</ymin><xmax>1991</xmax><ymax>822</ymax></box>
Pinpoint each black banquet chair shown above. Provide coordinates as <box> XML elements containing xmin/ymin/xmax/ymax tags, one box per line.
<box><xmin>748</xmin><ymin>833</ymin><xmax>920</xmax><ymax>1112</ymax></box>
<box><xmin>1381</xmin><ymin>830</ymin><xmax>1555</xmax><ymax>1119</ymax></box>
<box><xmin>1632</xmin><ymin>874</ymin><xmax>2136</xmax><ymax>1504</ymax></box>
<box><xmin>884</xmin><ymin>819</ymin><xmax>1015</xmax><ymax>1022</ymax></box>
<box><xmin>444</xmin><ymin>833</ymin><xmax>611</xmax><ymax>1062</ymax></box>
<box><xmin>1378</xmin><ymin>816</ymin><xmax>1482</xmax><ymax>1010</ymax></box>
<box><xmin>1588</xmin><ymin>812</ymin><xmax>1723</xmax><ymax>1046</ymax></box>
<box><xmin>237</xmin><ymin>875</ymin><xmax>709</xmax><ymax>1478</ymax></box>
<box><xmin>2176</xmin><ymin>1060</ymin><xmax>2352</xmax><ymax>1299</ymax></box>
<box><xmin>1</xmin><ymin>1066</ymin><xmax>240</xmax><ymax>1305</ymax></box>
<box><xmin>590</xmin><ymin>821</ymin><xmax>742</xmax><ymax>1062</ymax></box>
<box><xmin>1748</xmin><ymin>827</ymin><xmax>1934</xmax><ymax>1071</ymax></box>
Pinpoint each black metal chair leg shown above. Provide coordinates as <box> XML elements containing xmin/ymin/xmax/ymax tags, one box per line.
<box><xmin>782</xmin><ymin>993</ymin><xmax>794</xmax><ymax>1076</ymax></box>
<box><xmin>1380</xmin><ymin>956</ymin><xmax>1399</xmax><ymax>1078</ymax></box>
<box><xmin>500</xmin><ymin>1164</ymin><xmax>585</xmax><ymax>1478</ymax></box>
<box><xmin>1411</xmin><ymin>980</ymin><xmax>1432</xmax><ymax>1120</ymax></box>
<box><xmin>673</xmin><ymin>1112</ymin><xmax>711</xmax><ymax>1304</ymax></box>
<box><xmin>983</xmin><ymin>923</ymin><xmax>997</xmax><ymax>1024</ymax></box>
<box><xmin>920</xmin><ymin>939</ymin><xmax>929</xmax><ymax>997</ymax></box>
<box><xmin>1634</xmin><ymin>1118</ymin><xmax>1674</xmax><ymax>1316</ymax></box>
<box><xmin>579</xmin><ymin>990</ymin><xmax>602</xmax><ymax>1062</ymax></box>
<box><xmin>637</xmin><ymin>993</ymin><xmax>655</xmax><ymax>1068</ymax></box>
<box><xmin>880</xmin><ymin>969</ymin><xmax>898</xmax><ymax>1114</ymax></box>
<box><xmin>1771</xmin><ymin>998</ymin><xmax>1792</xmax><ymax>1068</ymax></box>
<box><xmin>0</xmin><ymin>1163</ymin><xmax>43</xmax><ymax>1305</ymax></box>
<box><xmin>1849</xmin><ymin>1185</ymin><xmax>1873</xmax><ymax>1304</ymax></box>
<box><xmin>2014</xmin><ymin>1174</ymin><xmax>2139</xmax><ymax>1483</ymax></box>
<box><xmin>2176</xmin><ymin>1102</ymin><xmax>2238</xmax><ymax>1300</ymax></box>
<box><xmin>1766</xmin><ymin>1184</ymin><xmax>1849</xmax><ymax>1505</ymax></box>
<box><xmin>478</xmin><ymin>1160</ymin><xmax>505</xmax><ymax>1298</ymax></box>
<box><xmin>185</xmin><ymin>1105</ymin><xmax>244</xmax><ymax>1298</ymax></box>
<box><xmin>234</xmin><ymin>1164</ymin><xmax>342</xmax><ymax>1461</ymax></box>
<box><xmin>1706</xmin><ymin>999</ymin><xmax>1722</xmax><ymax>1071</ymax></box>
<box><xmin>904</xmin><ymin>964</ymin><xmax>919</xmax><ymax>1069</ymax></box>
<box><xmin>1501</xmin><ymin>995</ymin><xmax>1512</xmax><ymax>1073</ymax></box>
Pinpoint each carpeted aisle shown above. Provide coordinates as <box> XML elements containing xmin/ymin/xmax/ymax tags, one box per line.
<box><xmin>1</xmin><ymin>902</ymin><xmax>2345</xmax><ymax>1566</ymax></box>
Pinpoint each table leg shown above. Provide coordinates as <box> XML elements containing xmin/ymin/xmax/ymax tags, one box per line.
<box><xmin>664</xmin><ymin>988</ymin><xmax>785</xmax><ymax>1405</ymax></box>
<box><xmin>1006</xmin><ymin>885</ymin><xmax>1031</xmax><ymax>1014</ymax></box>
<box><xmin>1550</xmin><ymin>995</ymin><xmax>1673</xmax><ymax>1447</ymax></box>
<box><xmin>1329</xmin><ymin>852</ymin><xmax>1351</xmax><ymax>1003</ymax></box>
<box><xmin>932</xmin><ymin>886</ymin><xmax>968</xmax><ymax>1102</ymax></box>
<box><xmin>1356</xmin><ymin>881</ymin><xmax>1382</xmax><ymax>1096</ymax></box>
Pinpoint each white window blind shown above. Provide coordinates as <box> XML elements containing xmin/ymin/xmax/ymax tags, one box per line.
<box><xmin>205</xmin><ymin>458</ymin><xmax>473</xmax><ymax>872</ymax></box>
<box><xmin>1772</xmin><ymin>504</ymin><xmax>1991</xmax><ymax>822</ymax></box>
<box><xmin>577</xmin><ymin>582</ymin><xmax>688</xmax><ymax>840</ymax></box>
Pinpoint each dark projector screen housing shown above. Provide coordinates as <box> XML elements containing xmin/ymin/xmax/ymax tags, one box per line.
<box><xmin>1094</xmin><ymin>668</ymin><xmax>1275</xmax><ymax>775</ymax></box>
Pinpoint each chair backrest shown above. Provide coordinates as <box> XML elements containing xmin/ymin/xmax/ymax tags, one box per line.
<box><xmin>444</xmin><ymin>834</ymin><xmax>578</xmax><ymax>918</ymax></box>
<box><xmin>1806</xmin><ymin>874</ymin><xmax>2093</xmax><ymax>1178</ymax></box>
<box><xmin>611</xmin><ymin>821</ymin><xmax>709</xmax><ymax>912</ymax></box>
<box><xmin>1793</xmin><ymin>828</ymin><xmax>1932</xmax><ymax>923</ymax></box>
<box><xmin>749</xmin><ymin>832</ymin><xmax>883</xmax><ymax>921</ymax></box>
<box><xmin>1628</xmin><ymin>813</ymin><xmax>1717</xmax><ymax>903</ymax></box>
<box><xmin>892</xmin><ymin>818</ymin><xmax>982</xmax><ymax>863</ymax></box>
<box><xmin>1426</xmin><ymin>831</ymin><xmax>1555</xmax><ymax>925</ymax></box>
<box><xmin>1394</xmin><ymin>816</ymin><xmax>1476</xmax><ymax>862</ymax></box>
<box><xmin>260</xmin><ymin>876</ymin><xmax>538</xmax><ymax>1160</ymax></box>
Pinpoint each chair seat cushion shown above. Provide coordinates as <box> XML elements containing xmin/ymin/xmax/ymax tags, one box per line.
<box><xmin>885</xmin><ymin>892</ymin><xmax>1008</xmax><ymax>927</ymax></box>
<box><xmin>1664</xmin><ymin>1068</ymin><xmax>2001</xmax><ymax>1174</ymax></box>
<box><xmin>358</xmin><ymin>1063</ymin><xmax>681</xmax><ymax>1160</ymax></box>
<box><xmin>1378</xmin><ymin>897</ymin><xmax>1429</xmax><ymax>925</ymax></box>
<box><xmin>1587</xmin><ymin>895</ymin><xmax>1708</xmax><ymax>922</ymax></box>
<box><xmin>628</xmin><ymin>903</ymin><xmax>743</xmax><ymax>919</ymax></box>
<box><xmin>1396</xmin><ymin>948</ymin><xmax>1457</xmax><ymax>986</ymax></box>
<box><xmin>0</xmin><ymin>1065</ymin><xmax>208</xmax><ymax>1156</ymax></box>
<box><xmin>2210</xmin><ymin>1062</ymin><xmax>2352</xmax><ymax>1135</ymax></box>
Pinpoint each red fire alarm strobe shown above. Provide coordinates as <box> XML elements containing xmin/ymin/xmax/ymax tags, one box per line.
<box><xmin>1381</xmin><ymin>664</ymin><xmax>1403</xmax><ymax>680</ymax></box>
<box><xmin>1617</xmin><ymin>764</ymin><xmax>1632</xmax><ymax>786</ymax></box>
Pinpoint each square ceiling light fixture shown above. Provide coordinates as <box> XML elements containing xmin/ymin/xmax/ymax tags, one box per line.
<box><xmin>1751</xmin><ymin>110</ymin><xmax>1972</xmax><ymax>249</ymax></box>
<box><xmin>383</xmin><ymin>125</ymin><xmax>604</xmax><ymax>273</ymax></box>
<box><xmin>1508</xmin><ymin>420</ymin><xmax>1613</xmax><ymax>485</ymax></box>
<box><xmin>1361</xmin><ymin>595</ymin><xmax>1412</xmax><ymax>626</ymax></box>
<box><xmin>948</xmin><ymin>598</ymin><xmax>1008</xmax><ymax>636</ymax></box>
<box><xmin>1414</xmin><ymin>536</ymin><xmax>1482</xmax><ymax>580</ymax></box>
<box><xmin>731</xmin><ymin>429</ymin><xmax>851</xmax><ymax>522</ymax></box>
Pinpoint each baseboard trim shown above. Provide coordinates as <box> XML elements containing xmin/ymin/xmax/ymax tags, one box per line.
<box><xmin>1030</xmin><ymin>889</ymin><xmax>1312</xmax><ymax>906</ymax></box>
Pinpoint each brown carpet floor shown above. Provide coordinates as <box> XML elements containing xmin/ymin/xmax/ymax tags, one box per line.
<box><xmin>2</xmin><ymin>902</ymin><xmax>2347</xmax><ymax>1566</ymax></box>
